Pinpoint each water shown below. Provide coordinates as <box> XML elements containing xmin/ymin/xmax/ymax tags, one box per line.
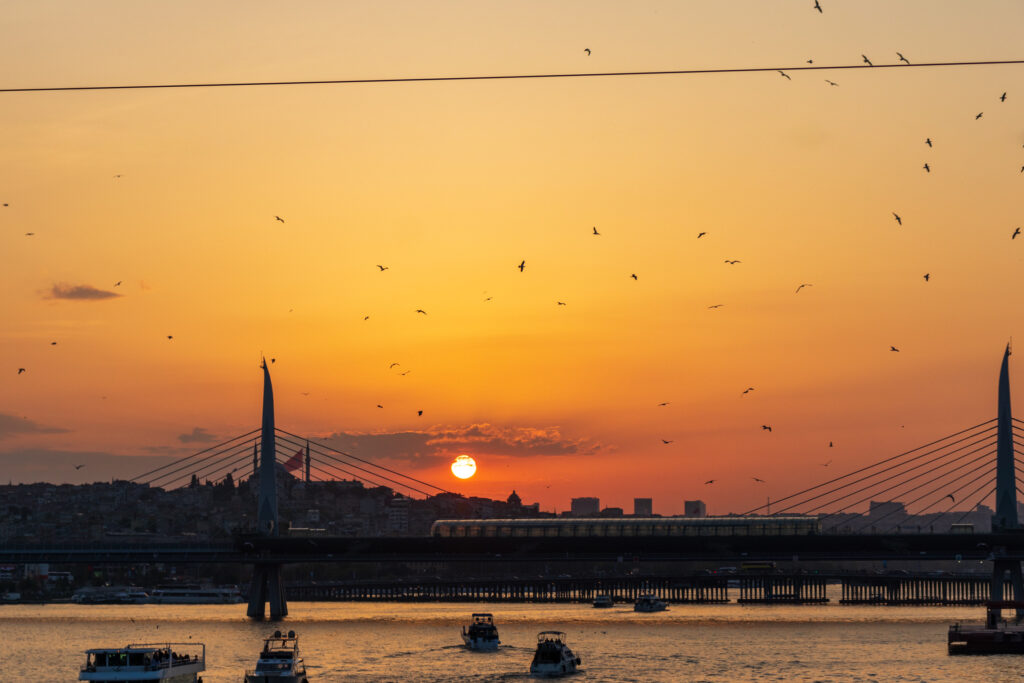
<box><xmin>3</xmin><ymin>589</ymin><xmax>1023</xmax><ymax>682</ymax></box>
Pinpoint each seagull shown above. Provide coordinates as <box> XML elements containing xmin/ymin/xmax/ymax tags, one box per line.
<box><xmin>584</xmin><ymin>48</ymin><xmax>591</xmax><ymax>56</ymax></box>
<box><xmin>270</xmin><ymin>358</ymin><xmax>275</xmax><ymax>364</ymax></box>
<box><xmin>807</xmin><ymin>59</ymin><xmax>814</xmax><ymax>64</ymax></box>
<box><xmin>389</xmin><ymin>362</ymin><xmax>401</xmax><ymax>369</ymax></box>
<box><xmin>742</xmin><ymin>387</ymin><xmax>755</xmax><ymax>395</ymax></box>
<box><xmin>300</xmin><ymin>392</ymin><xmax>310</xmax><ymax>396</ymax></box>
<box><xmin>761</xmin><ymin>425</ymin><xmax>772</xmax><ymax>432</ymax></box>
<box><xmin>925</xmin><ymin>138</ymin><xmax>932</xmax><ymax>147</ymax></box>
<box><xmin>24</xmin><ymin>232</ymin><xmax>34</xmax><ymax>236</ymax></box>
<box><xmin>1000</xmin><ymin>92</ymin><xmax>1007</xmax><ymax>102</ymax></box>
<box><xmin>113</xmin><ymin>174</ymin><xmax>122</xmax><ymax>178</ymax></box>
<box><xmin>417</xmin><ymin>410</ymin><xmax>423</xmax><ymax>416</ymax></box>
<box><xmin>704</xmin><ymin>480</ymin><xmax>716</xmax><ymax>485</ymax></box>
<box><xmin>661</xmin><ymin>439</ymin><xmax>673</xmax><ymax>444</ymax></box>
<box><xmin>557</xmin><ymin>301</ymin><xmax>567</xmax><ymax>306</ymax></box>
<box><xmin>518</xmin><ymin>260</ymin><xmax>525</xmax><ymax>272</ymax></box>
<box><xmin>50</xmin><ymin>341</ymin><xmax>56</xmax><ymax>346</ymax></box>
<box><xmin>778</xmin><ymin>70</ymin><xmax>791</xmax><ymax>80</ymax></box>
<box><xmin>708</xmin><ymin>304</ymin><xmax>724</xmax><ymax>309</ymax></box>
<box><xmin>592</xmin><ymin>226</ymin><xmax>599</xmax><ymax>235</ymax></box>
<box><xmin>415</xmin><ymin>309</ymin><xmax>427</xmax><ymax>315</ymax></box>
<box><xmin>893</xmin><ymin>212</ymin><xmax>902</xmax><ymax>225</ymax></box>
<box><xmin>630</xmin><ymin>273</ymin><xmax>638</xmax><ymax>280</ymax></box>
<box><xmin>17</xmin><ymin>368</ymin><xmax>26</xmax><ymax>374</ymax></box>
<box><xmin>829</xmin><ymin>441</ymin><xmax>834</xmax><ymax>447</ymax></box>
<box><xmin>1013</xmin><ymin>227</ymin><xmax>1021</xmax><ymax>239</ymax></box>
<box><xmin>825</xmin><ymin>80</ymin><xmax>839</xmax><ymax>87</ymax></box>
<box><xmin>376</xmin><ymin>265</ymin><xmax>389</xmax><ymax>271</ymax></box>
<box><xmin>923</xmin><ymin>163</ymin><xmax>930</xmax><ymax>173</ymax></box>
<box><xmin>400</xmin><ymin>370</ymin><xmax>410</xmax><ymax>376</ymax></box>
<box><xmin>74</xmin><ymin>464</ymin><xmax>85</xmax><ymax>470</ymax></box>
<box><xmin>890</xmin><ymin>346</ymin><xmax>900</xmax><ymax>352</ymax></box>
<box><xmin>657</xmin><ymin>402</ymin><xmax>670</xmax><ymax>407</ymax></box>
<box><xmin>923</xmin><ymin>273</ymin><xmax>930</xmax><ymax>282</ymax></box>
<box><xmin>376</xmin><ymin>404</ymin><xmax>383</xmax><ymax>408</ymax></box>
<box><xmin>167</xmin><ymin>335</ymin><xmax>173</xmax><ymax>340</ymax></box>
<box><xmin>752</xmin><ymin>477</ymin><xmax>765</xmax><ymax>483</ymax></box>
<box><xmin>114</xmin><ymin>281</ymin><xmax>121</xmax><ymax>287</ymax></box>
<box><xmin>813</xmin><ymin>0</ymin><xmax>822</xmax><ymax>12</ymax></box>
<box><xmin>795</xmin><ymin>283</ymin><xmax>812</xmax><ymax>293</ymax></box>
<box><xmin>697</xmin><ymin>232</ymin><xmax>706</xmax><ymax>238</ymax></box>
<box><xmin>724</xmin><ymin>260</ymin><xmax>741</xmax><ymax>265</ymax></box>
<box><xmin>363</xmin><ymin>315</ymin><xmax>370</xmax><ymax>321</ymax></box>
<box><xmin>862</xmin><ymin>55</ymin><xmax>873</xmax><ymax>66</ymax></box>
<box><xmin>896</xmin><ymin>52</ymin><xmax>910</xmax><ymax>64</ymax></box>
<box><xmin>484</xmin><ymin>296</ymin><xmax>493</xmax><ymax>301</ymax></box>
<box><xmin>821</xmin><ymin>460</ymin><xmax>832</xmax><ymax>467</ymax></box>
<box><xmin>975</xmin><ymin>112</ymin><xmax>983</xmax><ymax>120</ymax></box>
<box><xmin>947</xmin><ymin>494</ymin><xmax>956</xmax><ymax>502</ymax></box>
<box><xmin>274</xmin><ymin>215</ymin><xmax>285</xmax><ymax>223</ymax></box>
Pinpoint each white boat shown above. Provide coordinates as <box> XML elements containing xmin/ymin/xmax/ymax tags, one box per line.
<box><xmin>633</xmin><ymin>594</ymin><xmax>668</xmax><ymax>612</ymax></box>
<box><xmin>592</xmin><ymin>595</ymin><xmax>614</xmax><ymax>608</ymax></box>
<box><xmin>148</xmin><ymin>584</ymin><xmax>243</xmax><ymax>604</ymax></box>
<box><xmin>79</xmin><ymin>643</ymin><xmax>205</xmax><ymax>682</ymax></box>
<box><xmin>529</xmin><ymin>631</ymin><xmax>580</xmax><ymax>677</ymax></box>
<box><xmin>461</xmin><ymin>613</ymin><xmax>500</xmax><ymax>650</ymax></box>
<box><xmin>244</xmin><ymin>630</ymin><xmax>309</xmax><ymax>683</ymax></box>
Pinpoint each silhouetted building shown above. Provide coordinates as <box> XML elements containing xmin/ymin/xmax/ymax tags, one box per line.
<box><xmin>684</xmin><ymin>500</ymin><xmax>706</xmax><ymax>517</ymax></box>
<box><xmin>600</xmin><ymin>507</ymin><xmax>624</xmax><ymax>517</ymax></box>
<box><xmin>507</xmin><ymin>490</ymin><xmax>522</xmax><ymax>506</ymax></box>
<box><xmin>570</xmin><ymin>497</ymin><xmax>600</xmax><ymax>516</ymax></box>
<box><xmin>633</xmin><ymin>498</ymin><xmax>653</xmax><ymax>516</ymax></box>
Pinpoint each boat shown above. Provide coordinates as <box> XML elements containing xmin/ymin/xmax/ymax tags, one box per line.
<box><xmin>633</xmin><ymin>594</ymin><xmax>668</xmax><ymax>612</ymax></box>
<box><xmin>461</xmin><ymin>613</ymin><xmax>501</xmax><ymax>650</ymax></box>
<box><xmin>73</xmin><ymin>587</ymin><xmax>150</xmax><ymax>604</ymax></box>
<box><xmin>529</xmin><ymin>631</ymin><xmax>581</xmax><ymax>677</ymax></box>
<box><xmin>148</xmin><ymin>584</ymin><xmax>243</xmax><ymax>604</ymax></box>
<box><xmin>79</xmin><ymin>643</ymin><xmax>205</xmax><ymax>682</ymax></box>
<box><xmin>592</xmin><ymin>595</ymin><xmax>614</xmax><ymax>608</ymax></box>
<box><xmin>244</xmin><ymin>630</ymin><xmax>309</xmax><ymax>682</ymax></box>
<box><xmin>949</xmin><ymin>601</ymin><xmax>1024</xmax><ymax>654</ymax></box>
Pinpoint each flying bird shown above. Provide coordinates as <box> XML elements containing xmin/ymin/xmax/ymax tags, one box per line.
<box><xmin>50</xmin><ymin>341</ymin><xmax>56</xmax><ymax>346</ymax></box>
<box><xmin>825</xmin><ymin>80</ymin><xmax>839</xmax><ymax>86</ymax></box>
<box><xmin>813</xmin><ymin>0</ymin><xmax>822</xmax><ymax>12</ymax></box>
<box><xmin>630</xmin><ymin>273</ymin><xmax>638</xmax><ymax>280</ymax></box>
<box><xmin>24</xmin><ymin>232</ymin><xmax>34</xmax><ymax>236</ymax></box>
<box><xmin>708</xmin><ymin>304</ymin><xmax>724</xmax><ymax>309</ymax></box>
<box><xmin>807</xmin><ymin>59</ymin><xmax>814</xmax><ymax>64</ymax></box>
<box><xmin>400</xmin><ymin>370</ymin><xmax>410</xmax><ymax>376</ymax></box>
<box><xmin>388</xmin><ymin>362</ymin><xmax>400</xmax><ymax>369</ymax></box>
<box><xmin>923</xmin><ymin>273</ymin><xmax>930</xmax><ymax>282</ymax></box>
<box><xmin>795</xmin><ymin>283</ymin><xmax>812</xmax><ymax>293</ymax></box>
<box><xmin>300</xmin><ymin>392</ymin><xmax>310</xmax><ymax>396</ymax></box>
<box><xmin>17</xmin><ymin>368</ymin><xmax>26</xmax><ymax>374</ymax></box>
<box><xmin>947</xmin><ymin>494</ymin><xmax>956</xmax><ymax>502</ymax></box>
<box><xmin>724</xmin><ymin>260</ymin><xmax>741</xmax><ymax>265</ymax></box>
<box><xmin>270</xmin><ymin>358</ymin><xmax>275</xmax><ymax>364</ymax></box>
<box><xmin>114</xmin><ymin>281</ymin><xmax>121</xmax><ymax>287</ymax></box>
<box><xmin>557</xmin><ymin>301</ymin><xmax>567</xmax><ymax>306</ymax></box>
<box><xmin>376</xmin><ymin>404</ymin><xmax>383</xmax><ymax>408</ymax></box>
<box><xmin>822</xmin><ymin>460</ymin><xmax>832</xmax><ymax>467</ymax></box>
<box><xmin>925</xmin><ymin>138</ymin><xmax>932</xmax><ymax>147</ymax></box>
<box><xmin>377</xmin><ymin>265</ymin><xmax>389</xmax><ymax>271</ymax></box>
<box><xmin>923</xmin><ymin>163</ymin><xmax>930</xmax><ymax>173</ymax></box>
<box><xmin>742</xmin><ymin>387</ymin><xmax>755</xmax><ymax>395</ymax></box>
<box><xmin>1000</xmin><ymin>92</ymin><xmax>1007</xmax><ymax>102</ymax></box>
<box><xmin>167</xmin><ymin>335</ymin><xmax>173</xmax><ymax>340</ymax></box>
<box><xmin>761</xmin><ymin>425</ymin><xmax>772</xmax><ymax>432</ymax></box>
<box><xmin>274</xmin><ymin>215</ymin><xmax>285</xmax><ymax>223</ymax></box>
<box><xmin>74</xmin><ymin>464</ymin><xmax>85</xmax><ymax>470</ymax></box>
<box><xmin>518</xmin><ymin>260</ymin><xmax>525</xmax><ymax>272</ymax></box>
<box><xmin>657</xmin><ymin>402</ymin><xmax>670</xmax><ymax>407</ymax></box>
<box><xmin>829</xmin><ymin>441</ymin><xmax>834</xmax><ymax>448</ymax></box>
<box><xmin>113</xmin><ymin>174</ymin><xmax>122</xmax><ymax>178</ymax></box>
<box><xmin>697</xmin><ymin>232</ymin><xmax>706</xmax><ymax>238</ymax></box>
<box><xmin>975</xmin><ymin>112</ymin><xmax>983</xmax><ymax>120</ymax></box>
<box><xmin>584</xmin><ymin>48</ymin><xmax>591</xmax><ymax>56</ymax></box>
<box><xmin>862</xmin><ymin>55</ymin><xmax>873</xmax><ymax>66</ymax></box>
<box><xmin>484</xmin><ymin>296</ymin><xmax>493</xmax><ymax>301</ymax></box>
<box><xmin>704</xmin><ymin>480</ymin><xmax>716</xmax><ymax>485</ymax></box>
<box><xmin>415</xmin><ymin>309</ymin><xmax>427</xmax><ymax>315</ymax></box>
<box><xmin>778</xmin><ymin>70</ymin><xmax>791</xmax><ymax>80</ymax></box>
<box><xmin>592</xmin><ymin>226</ymin><xmax>599</xmax><ymax>235</ymax></box>
<box><xmin>661</xmin><ymin>439</ymin><xmax>673</xmax><ymax>444</ymax></box>
<box><xmin>752</xmin><ymin>477</ymin><xmax>765</xmax><ymax>483</ymax></box>
<box><xmin>890</xmin><ymin>346</ymin><xmax>900</xmax><ymax>352</ymax></box>
<box><xmin>893</xmin><ymin>212</ymin><xmax>902</xmax><ymax>225</ymax></box>
<box><xmin>417</xmin><ymin>410</ymin><xmax>423</xmax><ymax>416</ymax></box>
<box><xmin>896</xmin><ymin>52</ymin><xmax>910</xmax><ymax>64</ymax></box>
<box><xmin>1013</xmin><ymin>227</ymin><xmax>1021</xmax><ymax>239</ymax></box>
<box><xmin>363</xmin><ymin>315</ymin><xmax>370</xmax><ymax>321</ymax></box>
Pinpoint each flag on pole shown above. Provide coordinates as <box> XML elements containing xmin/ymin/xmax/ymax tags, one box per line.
<box><xmin>283</xmin><ymin>447</ymin><xmax>304</xmax><ymax>473</ymax></box>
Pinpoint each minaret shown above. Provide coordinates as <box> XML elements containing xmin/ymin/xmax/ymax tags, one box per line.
<box><xmin>994</xmin><ymin>344</ymin><xmax>1018</xmax><ymax>531</ymax></box>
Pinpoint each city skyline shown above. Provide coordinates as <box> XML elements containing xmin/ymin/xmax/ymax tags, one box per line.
<box><xmin>3</xmin><ymin>2</ymin><xmax>1024</xmax><ymax>514</ymax></box>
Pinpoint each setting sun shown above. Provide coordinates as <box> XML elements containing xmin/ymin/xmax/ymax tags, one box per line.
<box><xmin>451</xmin><ymin>455</ymin><xmax>477</xmax><ymax>480</ymax></box>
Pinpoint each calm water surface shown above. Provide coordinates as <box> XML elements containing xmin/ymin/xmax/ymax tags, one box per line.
<box><xmin>4</xmin><ymin>588</ymin><xmax>1024</xmax><ymax>682</ymax></box>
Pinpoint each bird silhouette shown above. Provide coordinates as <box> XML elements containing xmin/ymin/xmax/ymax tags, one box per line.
<box><xmin>657</xmin><ymin>402</ymin><xmax>670</xmax><ymax>407</ymax></box>
<box><xmin>795</xmin><ymin>283</ymin><xmax>812</xmax><ymax>293</ymax></box>
<box><xmin>389</xmin><ymin>362</ymin><xmax>400</xmax><ymax>369</ymax></box>
<box><xmin>761</xmin><ymin>425</ymin><xmax>772</xmax><ymax>432</ymax></box>
<box><xmin>17</xmin><ymin>368</ymin><xmax>26</xmax><ymax>374</ymax></box>
<box><xmin>893</xmin><ymin>212</ymin><xmax>902</xmax><ymax>225</ymax></box>
<box><xmin>518</xmin><ymin>260</ymin><xmax>525</xmax><ymax>272</ymax></box>
<box><xmin>1000</xmin><ymin>92</ymin><xmax>1007</xmax><ymax>102</ymax></box>
<box><xmin>890</xmin><ymin>346</ymin><xmax>900</xmax><ymax>352</ymax></box>
<box><xmin>400</xmin><ymin>370</ymin><xmax>410</xmax><ymax>376</ymax></box>
<box><xmin>363</xmin><ymin>315</ymin><xmax>370</xmax><ymax>321</ymax></box>
<box><xmin>415</xmin><ymin>309</ymin><xmax>427</xmax><ymax>315</ymax></box>
<box><xmin>274</xmin><ymin>215</ymin><xmax>285</xmax><ymax>223</ymax></box>
<box><xmin>630</xmin><ymin>273</ymin><xmax>638</xmax><ymax>280</ymax></box>
<box><xmin>724</xmin><ymin>260</ymin><xmax>741</xmax><ymax>265</ymax></box>
<box><xmin>813</xmin><ymin>0</ymin><xmax>822</xmax><ymax>12</ymax></box>
<box><xmin>270</xmin><ymin>358</ymin><xmax>275</xmax><ymax>364</ymax></box>
<box><xmin>661</xmin><ymin>439</ymin><xmax>673</xmax><ymax>444</ymax></box>
<box><xmin>829</xmin><ymin>441</ymin><xmax>834</xmax><ymax>448</ymax></box>
<box><xmin>24</xmin><ymin>232</ymin><xmax>34</xmax><ymax>236</ymax></box>
<box><xmin>807</xmin><ymin>59</ymin><xmax>814</xmax><ymax>64</ymax></box>
<box><xmin>923</xmin><ymin>273</ymin><xmax>930</xmax><ymax>282</ymax></box>
<box><xmin>742</xmin><ymin>387</ymin><xmax>755</xmax><ymax>394</ymax></box>
<box><xmin>862</xmin><ymin>55</ymin><xmax>873</xmax><ymax>66</ymax></box>
<box><xmin>822</xmin><ymin>460</ymin><xmax>832</xmax><ymax>467</ymax></box>
<box><xmin>377</xmin><ymin>265</ymin><xmax>389</xmax><ymax>271</ymax></box>
<box><xmin>947</xmin><ymin>494</ymin><xmax>956</xmax><ymax>502</ymax></box>
<box><xmin>557</xmin><ymin>301</ymin><xmax>567</xmax><ymax>306</ymax></box>
<box><xmin>708</xmin><ymin>304</ymin><xmax>724</xmax><ymax>309</ymax></box>
<box><xmin>484</xmin><ymin>296</ymin><xmax>493</xmax><ymax>301</ymax></box>
<box><xmin>417</xmin><ymin>410</ymin><xmax>423</xmax><ymax>416</ymax></box>
<box><xmin>376</xmin><ymin>404</ymin><xmax>383</xmax><ymax>408</ymax></box>
<box><xmin>923</xmin><ymin>163</ymin><xmax>930</xmax><ymax>173</ymax></box>
<box><xmin>697</xmin><ymin>232</ymin><xmax>706</xmax><ymax>238</ymax></box>
<box><xmin>74</xmin><ymin>464</ymin><xmax>85</xmax><ymax>470</ymax></box>
<box><xmin>1013</xmin><ymin>227</ymin><xmax>1021</xmax><ymax>239</ymax></box>
<box><xmin>167</xmin><ymin>335</ymin><xmax>173</xmax><ymax>340</ymax></box>
<box><xmin>825</xmin><ymin>79</ymin><xmax>839</xmax><ymax>86</ymax></box>
<box><xmin>584</xmin><ymin>48</ymin><xmax>591</xmax><ymax>56</ymax></box>
<box><xmin>752</xmin><ymin>477</ymin><xmax>765</xmax><ymax>483</ymax></box>
<box><xmin>975</xmin><ymin>112</ymin><xmax>983</xmax><ymax>120</ymax></box>
<box><xmin>896</xmin><ymin>52</ymin><xmax>910</xmax><ymax>64</ymax></box>
<box><xmin>114</xmin><ymin>281</ymin><xmax>121</xmax><ymax>287</ymax></box>
<box><xmin>704</xmin><ymin>480</ymin><xmax>716</xmax><ymax>485</ymax></box>
<box><xmin>778</xmin><ymin>70</ymin><xmax>791</xmax><ymax>80</ymax></box>
<box><xmin>300</xmin><ymin>392</ymin><xmax>310</xmax><ymax>396</ymax></box>
<box><xmin>592</xmin><ymin>226</ymin><xmax>600</xmax><ymax>235</ymax></box>
<box><xmin>50</xmin><ymin>341</ymin><xmax>56</xmax><ymax>346</ymax></box>
<box><xmin>925</xmin><ymin>138</ymin><xmax>932</xmax><ymax>147</ymax></box>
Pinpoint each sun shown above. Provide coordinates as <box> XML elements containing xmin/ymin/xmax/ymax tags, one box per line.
<box><xmin>451</xmin><ymin>454</ymin><xmax>477</xmax><ymax>479</ymax></box>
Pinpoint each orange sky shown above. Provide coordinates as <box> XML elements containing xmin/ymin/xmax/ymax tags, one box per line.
<box><xmin>2</xmin><ymin>1</ymin><xmax>1024</xmax><ymax>514</ymax></box>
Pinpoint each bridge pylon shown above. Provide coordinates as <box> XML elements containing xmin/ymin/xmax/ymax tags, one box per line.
<box><xmin>991</xmin><ymin>344</ymin><xmax>1023</xmax><ymax>618</ymax></box>
<box><xmin>246</xmin><ymin>361</ymin><xmax>288</xmax><ymax>620</ymax></box>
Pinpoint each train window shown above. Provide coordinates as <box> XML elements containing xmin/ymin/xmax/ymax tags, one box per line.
<box><xmin>514</xmin><ymin>527</ymin><xmax>529</xmax><ymax>537</ymax></box>
<box><xmin>750</xmin><ymin>524</ymin><xmax>765</xmax><ymax>535</ymax></box>
<box><xmin>653</xmin><ymin>524</ymin><xmax>667</xmax><ymax>535</ymax></box>
<box><xmin>606</xmin><ymin>524</ymin><xmax>621</xmax><ymax>536</ymax></box>
<box><xmin>499</xmin><ymin>526</ymin><xmax>512</xmax><ymax>537</ymax></box>
<box><xmin>686</xmin><ymin>525</ymin><xmax>699</xmax><ymax>536</ymax></box>
<box><xmin>544</xmin><ymin>526</ymin><xmax>559</xmax><ymax>537</ymax></box>
<box><xmin>621</xmin><ymin>525</ymin><xmax>635</xmax><ymax>536</ymax></box>
<box><xmin>483</xmin><ymin>525</ymin><xmax>497</xmax><ymax>537</ymax></box>
<box><xmin>453</xmin><ymin>526</ymin><xmax>466</xmax><ymax>537</ymax></box>
<box><xmin>780</xmin><ymin>525</ymin><xmax>795</xmax><ymax>535</ymax></box>
<box><xmin>590</xmin><ymin>525</ymin><xmax>605</xmax><ymax>536</ymax></box>
<box><xmin>733</xmin><ymin>525</ymin><xmax>748</xmax><ymax>536</ymax></box>
<box><xmin>560</xmin><ymin>525</ymin><xmax>576</xmax><ymax>537</ymax></box>
<box><xmin>637</xmin><ymin>525</ymin><xmax>652</xmax><ymax>536</ymax></box>
<box><xmin>529</xmin><ymin>527</ymin><xmax>545</xmax><ymax>537</ymax></box>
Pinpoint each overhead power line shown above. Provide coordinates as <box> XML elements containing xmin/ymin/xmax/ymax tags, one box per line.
<box><xmin>2</xmin><ymin>59</ymin><xmax>1023</xmax><ymax>94</ymax></box>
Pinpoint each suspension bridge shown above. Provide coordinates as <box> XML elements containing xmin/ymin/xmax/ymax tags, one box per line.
<box><xmin>1</xmin><ymin>349</ymin><xmax>1022</xmax><ymax>620</ymax></box>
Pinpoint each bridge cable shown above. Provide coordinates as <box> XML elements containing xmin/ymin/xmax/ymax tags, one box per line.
<box><xmin>143</xmin><ymin>439</ymin><xmax>258</xmax><ymax>489</ymax></box>
<box><xmin>136</xmin><ymin>437</ymin><xmax>259</xmax><ymax>488</ymax></box>
<box><xmin>950</xmin><ymin>476</ymin><xmax>999</xmax><ymax>526</ymax></box>
<box><xmin>129</xmin><ymin>428</ymin><xmax>260</xmax><ymax>483</ymax></box>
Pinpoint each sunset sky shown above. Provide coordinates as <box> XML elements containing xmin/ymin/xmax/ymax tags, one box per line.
<box><xmin>2</xmin><ymin>2</ymin><xmax>1023</xmax><ymax>515</ymax></box>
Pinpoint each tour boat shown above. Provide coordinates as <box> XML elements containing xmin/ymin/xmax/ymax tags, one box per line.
<box><xmin>592</xmin><ymin>594</ymin><xmax>614</xmax><ymax>608</ymax></box>
<box><xmin>529</xmin><ymin>631</ymin><xmax>581</xmax><ymax>677</ymax></box>
<box><xmin>244</xmin><ymin>630</ymin><xmax>309</xmax><ymax>683</ymax></box>
<box><xmin>461</xmin><ymin>612</ymin><xmax>501</xmax><ymax>650</ymax></box>
<box><xmin>79</xmin><ymin>643</ymin><xmax>205</xmax><ymax>682</ymax></box>
<box><xmin>949</xmin><ymin>601</ymin><xmax>1024</xmax><ymax>654</ymax></box>
<box><xmin>148</xmin><ymin>584</ymin><xmax>243</xmax><ymax>604</ymax></box>
<box><xmin>633</xmin><ymin>594</ymin><xmax>668</xmax><ymax>612</ymax></box>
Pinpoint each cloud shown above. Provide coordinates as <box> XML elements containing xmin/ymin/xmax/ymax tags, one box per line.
<box><xmin>0</xmin><ymin>413</ymin><xmax>69</xmax><ymax>440</ymax></box>
<box><xmin>47</xmin><ymin>283</ymin><xmax>121</xmax><ymax>300</ymax></box>
<box><xmin>178</xmin><ymin>427</ymin><xmax>217</xmax><ymax>444</ymax></box>
<box><xmin>319</xmin><ymin>423</ymin><xmax>600</xmax><ymax>464</ymax></box>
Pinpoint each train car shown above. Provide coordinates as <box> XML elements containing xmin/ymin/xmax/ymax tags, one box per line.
<box><xmin>430</xmin><ymin>516</ymin><xmax>820</xmax><ymax>539</ymax></box>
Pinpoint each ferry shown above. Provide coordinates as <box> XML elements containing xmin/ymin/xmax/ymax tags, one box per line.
<box><xmin>73</xmin><ymin>587</ymin><xmax>150</xmax><ymax>604</ymax></box>
<box><xmin>633</xmin><ymin>594</ymin><xmax>668</xmax><ymax>612</ymax></box>
<box><xmin>949</xmin><ymin>601</ymin><xmax>1024</xmax><ymax>654</ymax></box>
<box><xmin>79</xmin><ymin>643</ymin><xmax>205</xmax><ymax>682</ymax></box>
<box><xmin>148</xmin><ymin>584</ymin><xmax>243</xmax><ymax>604</ymax></box>
<box><xmin>530</xmin><ymin>631</ymin><xmax>581</xmax><ymax>677</ymax></box>
<box><xmin>461</xmin><ymin>613</ymin><xmax>500</xmax><ymax>650</ymax></box>
<box><xmin>592</xmin><ymin>595</ymin><xmax>614</xmax><ymax>608</ymax></box>
<box><xmin>244</xmin><ymin>630</ymin><xmax>309</xmax><ymax>682</ymax></box>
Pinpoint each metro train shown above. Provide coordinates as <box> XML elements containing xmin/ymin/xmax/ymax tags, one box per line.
<box><xmin>430</xmin><ymin>515</ymin><xmax>820</xmax><ymax>539</ymax></box>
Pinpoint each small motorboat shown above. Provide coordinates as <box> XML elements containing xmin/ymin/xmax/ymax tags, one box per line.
<box><xmin>633</xmin><ymin>594</ymin><xmax>668</xmax><ymax>612</ymax></box>
<box><xmin>592</xmin><ymin>595</ymin><xmax>614</xmax><ymax>608</ymax></box>
<box><xmin>244</xmin><ymin>630</ymin><xmax>309</xmax><ymax>683</ymax></box>
<box><xmin>462</xmin><ymin>612</ymin><xmax>501</xmax><ymax>650</ymax></box>
<box><xmin>79</xmin><ymin>643</ymin><xmax>205</xmax><ymax>681</ymax></box>
<box><xmin>530</xmin><ymin>631</ymin><xmax>581</xmax><ymax>677</ymax></box>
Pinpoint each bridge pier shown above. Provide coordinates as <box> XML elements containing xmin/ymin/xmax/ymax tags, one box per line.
<box><xmin>247</xmin><ymin>563</ymin><xmax>288</xmax><ymax>620</ymax></box>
